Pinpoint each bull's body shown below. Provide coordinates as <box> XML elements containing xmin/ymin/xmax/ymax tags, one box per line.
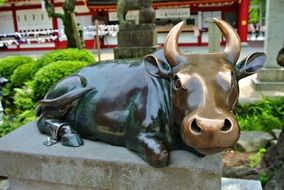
<box><xmin>46</xmin><ymin>57</ymin><xmax>175</xmax><ymax>146</ymax></box>
<box><xmin>37</xmin><ymin>19</ymin><xmax>266</xmax><ymax>167</ymax></box>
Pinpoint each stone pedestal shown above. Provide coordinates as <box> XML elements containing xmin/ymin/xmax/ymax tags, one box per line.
<box><xmin>0</xmin><ymin>121</ymin><xmax>222</xmax><ymax>190</ymax></box>
<box><xmin>114</xmin><ymin>24</ymin><xmax>160</xmax><ymax>59</ymax></box>
<box><xmin>252</xmin><ymin>0</ymin><xmax>284</xmax><ymax>90</ymax></box>
<box><xmin>252</xmin><ymin>68</ymin><xmax>284</xmax><ymax>90</ymax></box>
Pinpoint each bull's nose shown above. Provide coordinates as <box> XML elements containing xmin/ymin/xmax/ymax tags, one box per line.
<box><xmin>190</xmin><ymin>118</ymin><xmax>232</xmax><ymax>135</ymax></box>
<box><xmin>182</xmin><ymin>116</ymin><xmax>240</xmax><ymax>153</ymax></box>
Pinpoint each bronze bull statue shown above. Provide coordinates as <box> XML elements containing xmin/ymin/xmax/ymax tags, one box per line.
<box><xmin>36</xmin><ymin>18</ymin><xmax>266</xmax><ymax>167</ymax></box>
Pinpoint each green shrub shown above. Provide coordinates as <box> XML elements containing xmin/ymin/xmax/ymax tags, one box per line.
<box><xmin>0</xmin><ymin>55</ymin><xmax>34</xmax><ymax>79</ymax></box>
<box><xmin>32</xmin><ymin>60</ymin><xmax>91</xmax><ymax>100</ymax></box>
<box><xmin>259</xmin><ymin>170</ymin><xmax>269</xmax><ymax>185</ymax></box>
<box><xmin>10</xmin><ymin>62</ymin><xmax>35</xmax><ymax>87</ymax></box>
<box><xmin>32</xmin><ymin>49</ymin><xmax>95</xmax><ymax>75</ymax></box>
<box><xmin>0</xmin><ymin>110</ymin><xmax>35</xmax><ymax>137</ymax></box>
<box><xmin>237</xmin><ymin>97</ymin><xmax>284</xmax><ymax>132</ymax></box>
<box><xmin>248</xmin><ymin>148</ymin><xmax>266</xmax><ymax>168</ymax></box>
<box><xmin>14</xmin><ymin>82</ymin><xmax>35</xmax><ymax>112</ymax></box>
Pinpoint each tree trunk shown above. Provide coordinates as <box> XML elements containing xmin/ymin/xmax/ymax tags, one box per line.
<box><xmin>63</xmin><ymin>0</ymin><xmax>82</xmax><ymax>49</ymax></box>
<box><xmin>63</xmin><ymin>12</ymin><xmax>82</xmax><ymax>49</ymax></box>
<box><xmin>44</xmin><ymin>0</ymin><xmax>82</xmax><ymax>49</ymax></box>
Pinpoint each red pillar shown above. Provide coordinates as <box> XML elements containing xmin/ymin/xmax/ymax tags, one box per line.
<box><xmin>237</xmin><ymin>0</ymin><xmax>249</xmax><ymax>42</ymax></box>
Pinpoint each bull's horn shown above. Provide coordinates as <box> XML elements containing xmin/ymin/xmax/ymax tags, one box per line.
<box><xmin>213</xmin><ymin>18</ymin><xmax>241</xmax><ymax>64</ymax></box>
<box><xmin>164</xmin><ymin>21</ymin><xmax>185</xmax><ymax>67</ymax></box>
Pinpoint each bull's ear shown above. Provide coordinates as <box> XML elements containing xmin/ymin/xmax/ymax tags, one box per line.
<box><xmin>144</xmin><ymin>54</ymin><xmax>172</xmax><ymax>79</ymax></box>
<box><xmin>235</xmin><ymin>52</ymin><xmax>266</xmax><ymax>80</ymax></box>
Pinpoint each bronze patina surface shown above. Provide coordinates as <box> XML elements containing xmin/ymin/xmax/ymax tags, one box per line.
<box><xmin>36</xmin><ymin>18</ymin><xmax>266</xmax><ymax>167</ymax></box>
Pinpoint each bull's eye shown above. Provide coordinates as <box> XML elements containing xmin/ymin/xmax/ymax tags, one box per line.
<box><xmin>173</xmin><ymin>75</ymin><xmax>182</xmax><ymax>90</ymax></box>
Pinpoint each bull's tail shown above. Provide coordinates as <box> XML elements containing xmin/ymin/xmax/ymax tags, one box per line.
<box><xmin>36</xmin><ymin>87</ymin><xmax>93</xmax><ymax>116</ymax></box>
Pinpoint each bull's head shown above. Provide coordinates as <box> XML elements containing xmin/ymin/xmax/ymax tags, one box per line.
<box><xmin>144</xmin><ymin>18</ymin><xmax>266</xmax><ymax>155</ymax></box>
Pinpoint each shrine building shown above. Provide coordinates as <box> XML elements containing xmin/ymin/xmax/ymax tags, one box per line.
<box><xmin>0</xmin><ymin>0</ymin><xmax>249</xmax><ymax>51</ymax></box>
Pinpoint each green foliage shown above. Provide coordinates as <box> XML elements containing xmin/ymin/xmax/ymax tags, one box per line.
<box><xmin>0</xmin><ymin>110</ymin><xmax>35</xmax><ymax>137</ymax></box>
<box><xmin>249</xmin><ymin>8</ymin><xmax>259</xmax><ymax>24</ymax></box>
<box><xmin>236</xmin><ymin>97</ymin><xmax>284</xmax><ymax>132</ymax></box>
<box><xmin>249</xmin><ymin>0</ymin><xmax>266</xmax><ymax>24</ymax></box>
<box><xmin>32</xmin><ymin>49</ymin><xmax>95</xmax><ymax>75</ymax></box>
<box><xmin>259</xmin><ymin>170</ymin><xmax>269</xmax><ymax>185</ymax></box>
<box><xmin>0</xmin><ymin>55</ymin><xmax>34</xmax><ymax>79</ymax></box>
<box><xmin>10</xmin><ymin>62</ymin><xmax>35</xmax><ymax>88</ymax></box>
<box><xmin>14</xmin><ymin>82</ymin><xmax>35</xmax><ymax>112</ymax></box>
<box><xmin>0</xmin><ymin>82</ymin><xmax>35</xmax><ymax>137</ymax></box>
<box><xmin>248</xmin><ymin>148</ymin><xmax>266</xmax><ymax>168</ymax></box>
<box><xmin>0</xmin><ymin>0</ymin><xmax>6</xmax><ymax>5</ymax></box>
<box><xmin>249</xmin><ymin>0</ymin><xmax>260</xmax><ymax>24</ymax></box>
<box><xmin>32</xmin><ymin>60</ymin><xmax>91</xmax><ymax>100</ymax></box>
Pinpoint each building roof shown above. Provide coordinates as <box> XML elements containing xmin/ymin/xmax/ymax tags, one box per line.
<box><xmin>87</xmin><ymin>0</ymin><xmax>240</xmax><ymax>11</ymax></box>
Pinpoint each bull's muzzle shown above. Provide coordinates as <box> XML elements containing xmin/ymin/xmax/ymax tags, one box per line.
<box><xmin>181</xmin><ymin>115</ymin><xmax>240</xmax><ymax>155</ymax></box>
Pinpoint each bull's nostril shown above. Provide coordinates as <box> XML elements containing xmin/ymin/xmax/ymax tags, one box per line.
<box><xmin>220</xmin><ymin>118</ymin><xmax>232</xmax><ymax>132</ymax></box>
<box><xmin>191</xmin><ymin>119</ymin><xmax>203</xmax><ymax>134</ymax></box>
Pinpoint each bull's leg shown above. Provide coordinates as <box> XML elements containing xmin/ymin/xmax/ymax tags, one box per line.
<box><xmin>126</xmin><ymin>132</ymin><xmax>170</xmax><ymax>167</ymax></box>
<box><xmin>37</xmin><ymin>117</ymin><xmax>83</xmax><ymax>147</ymax></box>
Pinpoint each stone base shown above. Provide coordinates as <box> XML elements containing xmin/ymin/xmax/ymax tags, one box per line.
<box><xmin>221</xmin><ymin>178</ymin><xmax>262</xmax><ymax>190</ymax></box>
<box><xmin>114</xmin><ymin>46</ymin><xmax>160</xmax><ymax>59</ymax></box>
<box><xmin>117</xmin><ymin>24</ymin><xmax>157</xmax><ymax>47</ymax></box>
<box><xmin>0</xmin><ymin>121</ymin><xmax>222</xmax><ymax>190</ymax></box>
<box><xmin>252</xmin><ymin>68</ymin><xmax>284</xmax><ymax>91</ymax></box>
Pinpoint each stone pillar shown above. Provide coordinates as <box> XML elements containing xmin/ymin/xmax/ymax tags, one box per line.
<box><xmin>114</xmin><ymin>23</ymin><xmax>160</xmax><ymax>59</ymax></box>
<box><xmin>208</xmin><ymin>19</ymin><xmax>221</xmax><ymax>53</ymax></box>
<box><xmin>252</xmin><ymin>0</ymin><xmax>284</xmax><ymax>91</ymax></box>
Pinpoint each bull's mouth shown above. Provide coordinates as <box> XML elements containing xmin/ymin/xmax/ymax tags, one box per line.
<box><xmin>195</xmin><ymin>147</ymin><xmax>226</xmax><ymax>155</ymax></box>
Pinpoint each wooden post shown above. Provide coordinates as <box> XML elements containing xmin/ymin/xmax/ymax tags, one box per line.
<box><xmin>95</xmin><ymin>20</ymin><xmax>101</xmax><ymax>62</ymax></box>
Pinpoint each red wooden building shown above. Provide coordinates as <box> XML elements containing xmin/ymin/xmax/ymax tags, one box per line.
<box><xmin>0</xmin><ymin>0</ymin><xmax>249</xmax><ymax>51</ymax></box>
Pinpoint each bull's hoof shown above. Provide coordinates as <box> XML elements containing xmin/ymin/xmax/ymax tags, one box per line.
<box><xmin>143</xmin><ymin>140</ymin><xmax>170</xmax><ymax>167</ymax></box>
<box><xmin>61</xmin><ymin>133</ymin><xmax>83</xmax><ymax>147</ymax></box>
<box><xmin>145</xmin><ymin>148</ymin><xmax>170</xmax><ymax>168</ymax></box>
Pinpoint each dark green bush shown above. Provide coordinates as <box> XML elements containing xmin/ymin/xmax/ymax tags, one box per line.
<box><xmin>0</xmin><ymin>55</ymin><xmax>35</xmax><ymax>79</ymax></box>
<box><xmin>10</xmin><ymin>62</ymin><xmax>35</xmax><ymax>87</ymax></box>
<box><xmin>32</xmin><ymin>60</ymin><xmax>91</xmax><ymax>100</ymax></box>
<box><xmin>32</xmin><ymin>49</ymin><xmax>95</xmax><ymax>75</ymax></box>
<box><xmin>237</xmin><ymin>97</ymin><xmax>284</xmax><ymax>132</ymax></box>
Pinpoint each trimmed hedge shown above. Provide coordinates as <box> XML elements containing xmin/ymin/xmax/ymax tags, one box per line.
<box><xmin>10</xmin><ymin>62</ymin><xmax>35</xmax><ymax>87</ymax></box>
<box><xmin>0</xmin><ymin>55</ymin><xmax>35</xmax><ymax>79</ymax></box>
<box><xmin>32</xmin><ymin>60</ymin><xmax>91</xmax><ymax>100</ymax></box>
<box><xmin>32</xmin><ymin>48</ymin><xmax>95</xmax><ymax>75</ymax></box>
